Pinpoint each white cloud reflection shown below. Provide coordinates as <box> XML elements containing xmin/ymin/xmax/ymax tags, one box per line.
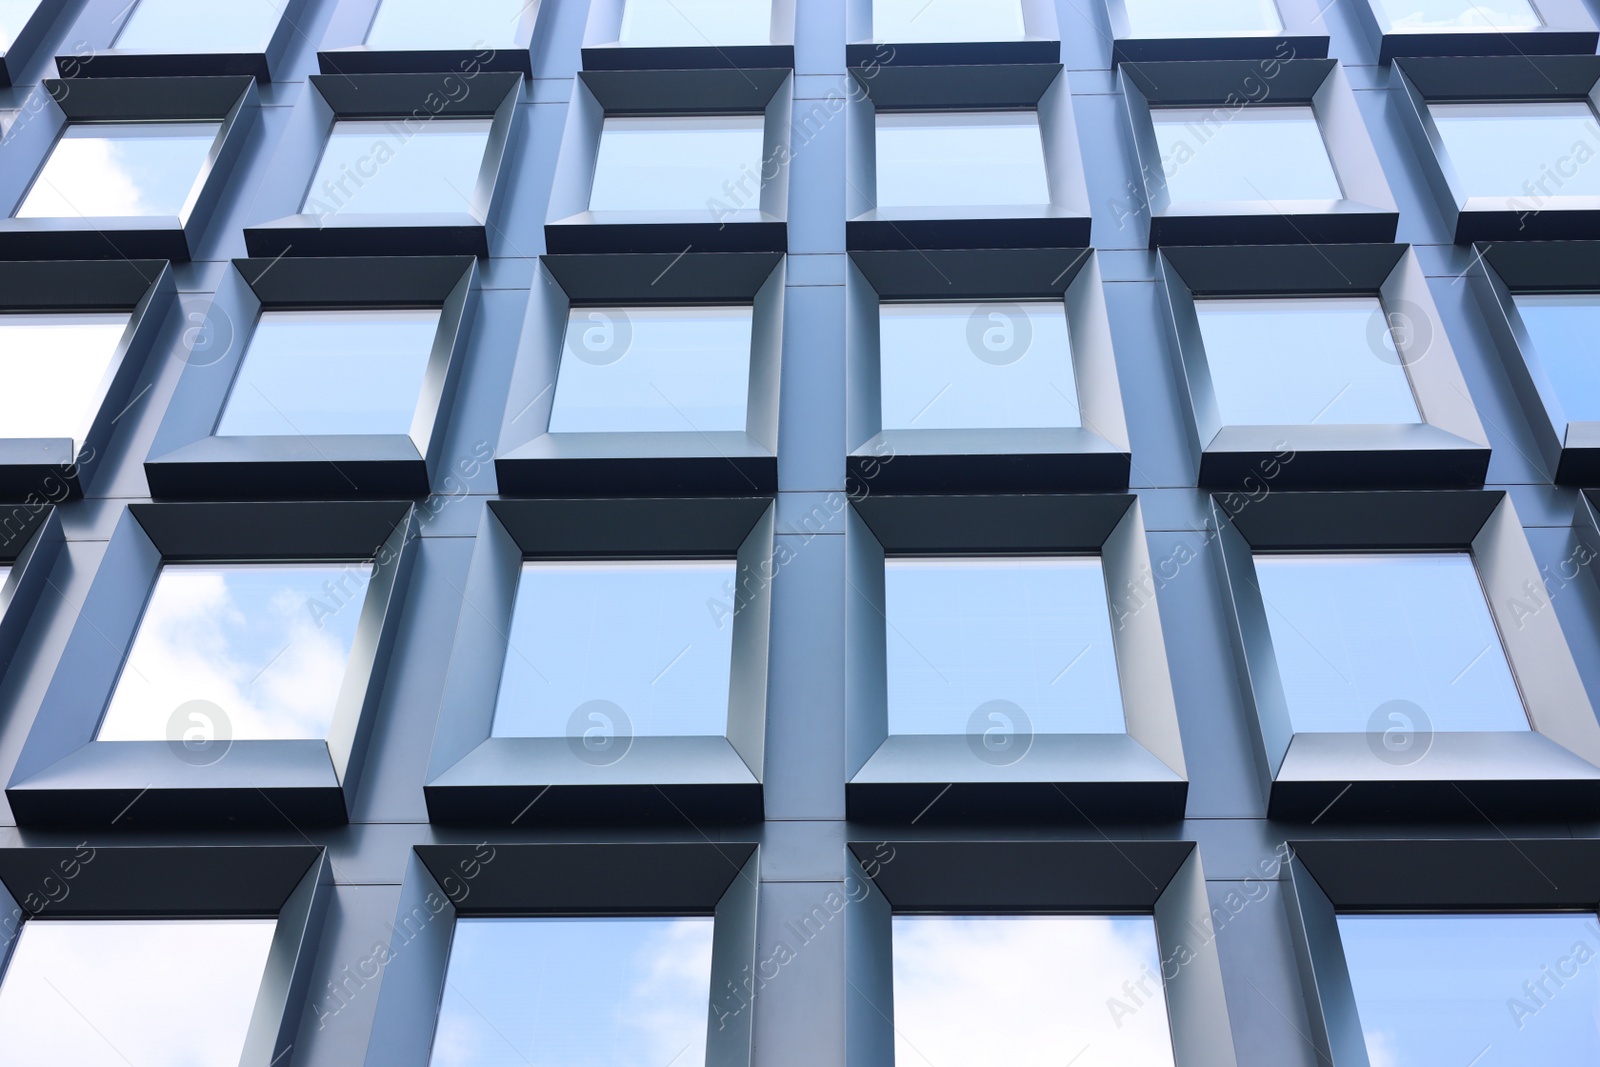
<box><xmin>16</xmin><ymin>123</ymin><xmax>219</xmax><ymax>219</ymax></box>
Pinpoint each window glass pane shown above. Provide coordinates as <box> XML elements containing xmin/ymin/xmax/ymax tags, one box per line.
<box><xmin>0</xmin><ymin>0</ymin><xmax>43</xmax><ymax>49</ymax></box>
<box><xmin>1431</xmin><ymin>102</ymin><xmax>1600</xmax><ymax>200</ymax></box>
<box><xmin>873</xmin><ymin>0</ymin><xmax>1026</xmax><ymax>42</ymax></box>
<box><xmin>431</xmin><ymin>917</ymin><xmax>714</xmax><ymax>1067</ymax></box>
<box><xmin>16</xmin><ymin>122</ymin><xmax>220</xmax><ymax>218</ymax></box>
<box><xmin>875</xmin><ymin>111</ymin><xmax>1050</xmax><ymax>209</ymax></box>
<box><xmin>1154</xmin><ymin>106</ymin><xmax>1341</xmax><ymax>203</ymax></box>
<box><xmin>618</xmin><ymin>0</ymin><xmax>771</xmax><ymax>45</ymax></box>
<box><xmin>892</xmin><ymin>916</ymin><xmax>1177</xmax><ymax>1067</ymax></box>
<box><xmin>1195</xmin><ymin>297</ymin><xmax>1422</xmax><ymax>426</ymax></box>
<box><xmin>886</xmin><ymin>557</ymin><xmax>1125</xmax><ymax>736</ymax></box>
<box><xmin>1513</xmin><ymin>292</ymin><xmax>1600</xmax><ymax>424</ymax></box>
<box><xmin>97</xmin><ymin>562</ymin><xmax>371</xmax><ymax>742</ymax></box>
<box><xmin>1338</xmin><ymin>913</ymin><xmax>1600</xmax><ymax>1066</ymax></box>
<box><xmin>551</xmin><ymin>306</ymin><xmax>752</xmax><ymax>434</ymax></box>
<box><xmin>366</xmin><ymin>0</ymin><xmax>527</xmax><ymax>49</ymax></box>
<box><xmin>115</xmin><ymin>0</ymin><xmax>283</xmax><ymax>51</ymax></box>
<box><xmin>303</xmin><ymin>119</ymin><xmax>491</xmax><ymax>216</ymax></box>
<box><xmin>588</xmin><ymin>115</ymin><xmax>765</xmax><ymax>213</ymax></box>
<box><xmin>490</xmin><ymin>560</ymin><xmax>736</xmax><ymax>739</ymax></box>
<box><xmin>1124</xmin><ymin>0</ymin><xmax>1282</xmax><ymax>36</ymax></box>
<box><xmin>1253</xmin><ymin>552</ymin><xmax>1528</xmax><ymax>734</ymax></box>
<box><xmin>215</xmin><ymin>309</ymin><xmax>439</xmax><ymax>438</ymax></box>
<box><xmin>878</xmin><ymin>301</ymin><xmax>1081</xmax><ymax>430</ymax></box>
<box><xmin>0</xmin><ymin>919</ymin><xmax>276</xmax><ymax>1067</ymax></box>
<box><xmin>1376</xmin><ymin>0</ymin><xmax>1541</xmax><ymax>30</ymax></box>
<box><xmin>0</xmin><ymin>313</ymin><xmax>128</xmax><ymax>447</ymax></box>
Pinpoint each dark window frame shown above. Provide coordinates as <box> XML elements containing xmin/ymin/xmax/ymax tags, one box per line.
<box><xmin>844</xmin><ymin>0</ymin><xmax>1061</xmax><ymax>66</ymax></box>
<box><xmin>54</xmin><ymin>0</ymin><xmax>312</xmax><ymax>80</ymax></box>
<box><xmin>0</xmin><ymin>0</ymin><xmax>67</xmax><ymax>86</ymax></box>
<box><xmin>582</xmin><ymin>0</ymin><xmax>797</xmax><ymax>70</ymax></box>
<box><xmin>0</xmin><ymin>505</ymin><xmax>62</xmax><ymax>689</ymax></box>
<box><xmin>318</xmin><ymin>0</ymin><xmax>547</xmax><ymax>76</ymax></box>
<box><xmin>1355</xmin><ymin>0</ymin><xmax>1597</xmax><ymax>62</ymax></box>
<box><xmin>1107</xmin><ymin>0</ymin><xmax>1331</xmax><ymax>64</ymax></box>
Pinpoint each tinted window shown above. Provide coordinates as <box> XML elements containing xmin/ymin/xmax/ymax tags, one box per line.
<box><xmin>885</xmin><ymin>557</ymin><xmax>1125</xmax><ymax>736</ymax></box>
<box><xmin>0</xmin><ymin>313</ymin><xmax>128</xmax><ymax>447</ymax></box>
<box><xmin>1124</xmin><ymin>0</ymin><xmax>1282</xmax><ymax>36</ymax></box>
<box><xmin>1339</xmin><ymin>913</ymin><xmax>1600</xmax><ymax>1065</ymax></box>
<box><xmin>1376</xmin><ymin>0</ymin><xmax>1540</xmax><ymax>30</ymax></box>
<box><xmin>115</xmin><ymin>0</ymin><xmax>282</xmax><ymax>52</ymax></box>
<box><xmin>873</xmin><ymin>0</ymin><xmax>1026</xmax><ymax>42</ymax></box>
<box><xmin>617</xmin><ymin>0</ymin><xmax>771</xmax><ymax>45</ymax></box>
<box><xmin>97</xmin><ymin>562</ymin><xmax>370</xmax><ymax>742</ymax></box>
<box><xmin>303</xmin><ymin>119</ymin><xmax>491</xmax><ymax>216</ymax></box>
<box><xmin>551</xmin><ymin>306</ymin><xmax>752</xmax><ymax>433</ymax></box>
<box><xmin>1513</xmin><ymin>292</ymin><xmax>1600</xmax><ymax>424</ymax></box>
<box><xmin>1154</xmin><ymin>106</ymin><xmax>1341</xmax><ymax>203</ymax></box>
<box><xmin>1431</xmin><ymin>102</ymin><xmax>1600</xmax><ymax>200</ymax></box>
<box><xmin>431</xmin><ymin>917</ymin><xmax>715</xmax><ymax>1067</ymax></box>
<box><xmin>0</xmin><ymin>919</ymin><xmax>276</xmax><ymax>1067</ymax></box>
<box><xmin>878</xmin><ymin>301</ymin><xmax>1081</xmax><ymax>430</ymax></box>
<box><xmin>1195</xmin><ymin>297</ymin><xmax>1422</xmax><ymax>426</ymax></box>
<box><xmin>365</xmin><ymin>0</ymin><xmax>528</xmax><ymax>49</ymax></box>
<box><xmin>491</xmin><ymin>561</ymin><xmax>737</xmax><ymax>739</ymax></box>
<box><xmin>16</xmin><ymin>122</ymin><xmax>221</xmax><ymax>218</ymax></box>
<box><xmin>875</xmin><ymin>111</ymin><xmax>1050</xmax><ymax>209</ymax></box>
<box><xmin>588</xmin><ymin>115</ymin><xmax>766</xmax><ymax>213</ymax></box>
<box><xmin>216</xmin><ymin>309</ymin><xmax>439</xmax><ymax>438</ymax></box>
<box><xmin>893</xmin><ymin>916</ymin><xmax>1177</xmax><ymax>1067</ymax></box>
<box><xmin>0</xmin><ymin>0</ymin><xmax>41</xmax><ymax>50</ymax></box>
<box><xmin>1253</xmin><ymin>552</ymin><xmax>1528</xmax><ymax>734</ymax></box>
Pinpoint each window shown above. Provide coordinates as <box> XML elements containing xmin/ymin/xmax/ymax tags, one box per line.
<box><xmin>0</xmin><ymin>919</ymin><xmax>277</xmax><ymax>1066</ymax></box>
<box><xmin>1338</xmin><ymin>913</ymin><xmax>1600</xmax><ymax>1064</ymax></box>
<box><xmin>490</xmin><ymin>560</ymin><xmax>737</xmax><ymax>739</ymax></box>
<box><xmin>215</xmin><ymin>309</ymin><xmax>439</xmax><ymax>438</ymax></box>
<box><xmin>885</xmin><ymin>557</ymin><xmax>1125</xmax><ymax>735</ymax></box>
<box><xmin>1124</xmin><ymin>0</ymin><xmax>1282</xmax><ymax>37</ymax></box>
<box><xmin>617</xmin><ymin>0</ymin><xmax>771</xmax><ymax>46</ymax></box>
<box><xmin>0</xmin><ymin>313</ymin><xmax>129</xmax><ymax>447</ymax></box>
<box><xmin>304</xmin><ymin>119</ymin><xmax>492</xmax><ymax>216</ymax></box>
<box><xmin>1154</xmin><ymin>106</ymin><xmax>1341</xmax><ymax>203</ymax></box>
<box><xmin>587</xmin><ymin>115</ymin><xmax>765</xmax><ymax>213</ymax></box>
<box><xmin>96</xmin><ymin>561</ymin><xmax>371</xmax><ymax>742</ymax></box>
<box><xmin>113</xmin><ymin>0</ymin><xmax>283</xmax><ymax>52</ymax></box>
<box><xmin>878</xmin><ymin>301</ymin><xmax>1081</xmax><ymax>430</ymax></box>
<box><xmin>872</xmin><ymin>0</ymin><xmax>1027</xmax><ymax>42</ymax></box>
<box><xmin>1376</xmin><ymin>0</ymin><xmax>1542</xmax><ymax>30</ymax></box>
<box><xmin>0</xmin><ymin>0</ymin><xmax>40</xmax><ymax>50</ymax></box>
<box><xmin>1430</xmin><ymin>102</ymin><xmax>1600</xmax><ymax>200</ymax></box>
<box><xmin>874</xmin><ymin>112</ymin><xmax>1050</xmax><ymax>210</ymax></box>
<box><xmin>892</xmin><ymin>915</ymin><xmax>1177</xmax><ymax>1067</ymax></box>
<box><xmin>1194</xmin><ymin>297</ymin><xmax>1421</xmax><ymax>426</ymax></box>
<box><xmin>430</xmin><ymin>916</ymin><xmax>715</xmax><ymax>1067</ymax></box>
<box><xmin>1513</xmin><ymin>293</ymin><xmax>1600</xmax><ymax>423</ymax></box>
<box><xmin>550</xmin><ymin>306</ymin><xmax>753</xmax><ymax>433</ymax></box>
<box><xmin>1252</xmin><ymin>552</ymin><xmax>1527</xmax><ymax>734</ymax></box>
<box><xmin>365</xmin><ymin>0</ymin><xmax>527</xmax><ymax>49</ymax></box>
<box><xmin>15</xmin><ymin>122</ymin><xmax>222</xmax><ymax>218</ymax></box>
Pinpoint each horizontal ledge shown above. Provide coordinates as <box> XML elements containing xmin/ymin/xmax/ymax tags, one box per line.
<box><xmin>244</xmin><ymin>217</ymin><xmax>489</xmax><ymax>258</ymax></box>
<box><xmin>317</xmin><ymin>47</ymin><xmax>533</xmax><ymax>76</ymax></box>
<box><xmin>544</xmin><ymin>218</ymin><xmax>787</xmax><ymax>254</ymax></box>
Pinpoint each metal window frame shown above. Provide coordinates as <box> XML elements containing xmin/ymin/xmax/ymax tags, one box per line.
<box><xmin>1355</xmin><ymin>0</ymin><xmax>1597</xmax><ymax>62</ymax></box>
<box><xmin>243</xmin><ymin>72</ymin><xmax>523</xmax><ymax>258</ymax></box>
<box><xmin>0</xmin><ymin>846</ymin><xmax>330</xmax><ymax>1067</ymax></box>
<box><xmin>1283</xmin><ymin>838</ymin><xmax>1600</xmax><ymax>1067</ymax></box>
<box><xmin>845</xmin><ymin>494</ymin><xmax>1187</xmax><ymax>823</ymax></box>
<box><xmin>0</xmin><ymin>77</ymin><xmax>257</xmax><ymax>260</ymax></box>
<box><xmin>5</xmin><ymin>501</ymin><xmax>419</xmax><ymax>827</ymax></box>
<box><xmin>145</xmin><ymin>256</ymin><xmax>479</xmax><ymax>499</ymax></box>
<box><xmin>424</xmin><ymin>497</ymin><xmax>773</xmax><ymax>825</ymax></box>
<box><xmin>495</xmin><ymin>252</ymin><xmax>783</xmax><ymax>495</ymax></box>
<box><xmin>843</xmin><ymin>0</ymin><xmax>1060</xmax><ymax>66</ymax></box>
<box><xmin>1123</xmin><ymin>59</ymin><xmax>1398</xmax><ymax>247</ymax></box>
<box><xmin>0</xmin><ymin>259</ymin><xmax>175</xmax><ymax>498</ymax></box>
<box><xmin>0</xmin><ymin>0</ymin><xmax>67</xmax><ymax>86</ymax></box>
<box><xmin>583</xmin><ymin>0</ymin><xmax>797</xmax><ymax>70</ymax></box>
<box><xmin>54</xmin><ymin>0</ymin><xmax>311</xmax><ymax>80</ymax></box>
<box><xmin>0</xmin><ymin>505</ymin><xmax>62</xmax><ymax>688</ymax></box>
<box><xmin>545</xmin><ymin>69</ymin><xmax>793</xmax><ymax>254</ymax></box>
<box><xmin>1393</xmin><ymin>56</ymin><xmax>1600</xmax><ymax>242</ymax></box>
<box><xmin>845</xmin><ymin>840</ymin><xmax>1237</xmax><ymax>1067</ymax></box>
<box><xmin>1107</xmin><ymin>0</ymin><xmax>1330</xmax><ymax>64</ymax></box>
<box><xmin>1158</xmin><ymin>244</ymin><xmax>1489</xmax><ymax>488</ymax></box>
<box><xmin>845</xmin><ymin>248</ymin><xmax>1130</xmax><ymax>492</ymax></box>
<box><xmin>318</xmin><ymin>0</ymin><xmax>546</xmax><ymax>76</ymax></box>
<box><xmin>845</xmin><ymin>63</ymin><xmax>1090</xmax><ymax>250</ymax></box>
<box><xmin>1212</xmin><ymin>490</ymin><xmax>1600</xmax><ymax>821</ymax></box>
